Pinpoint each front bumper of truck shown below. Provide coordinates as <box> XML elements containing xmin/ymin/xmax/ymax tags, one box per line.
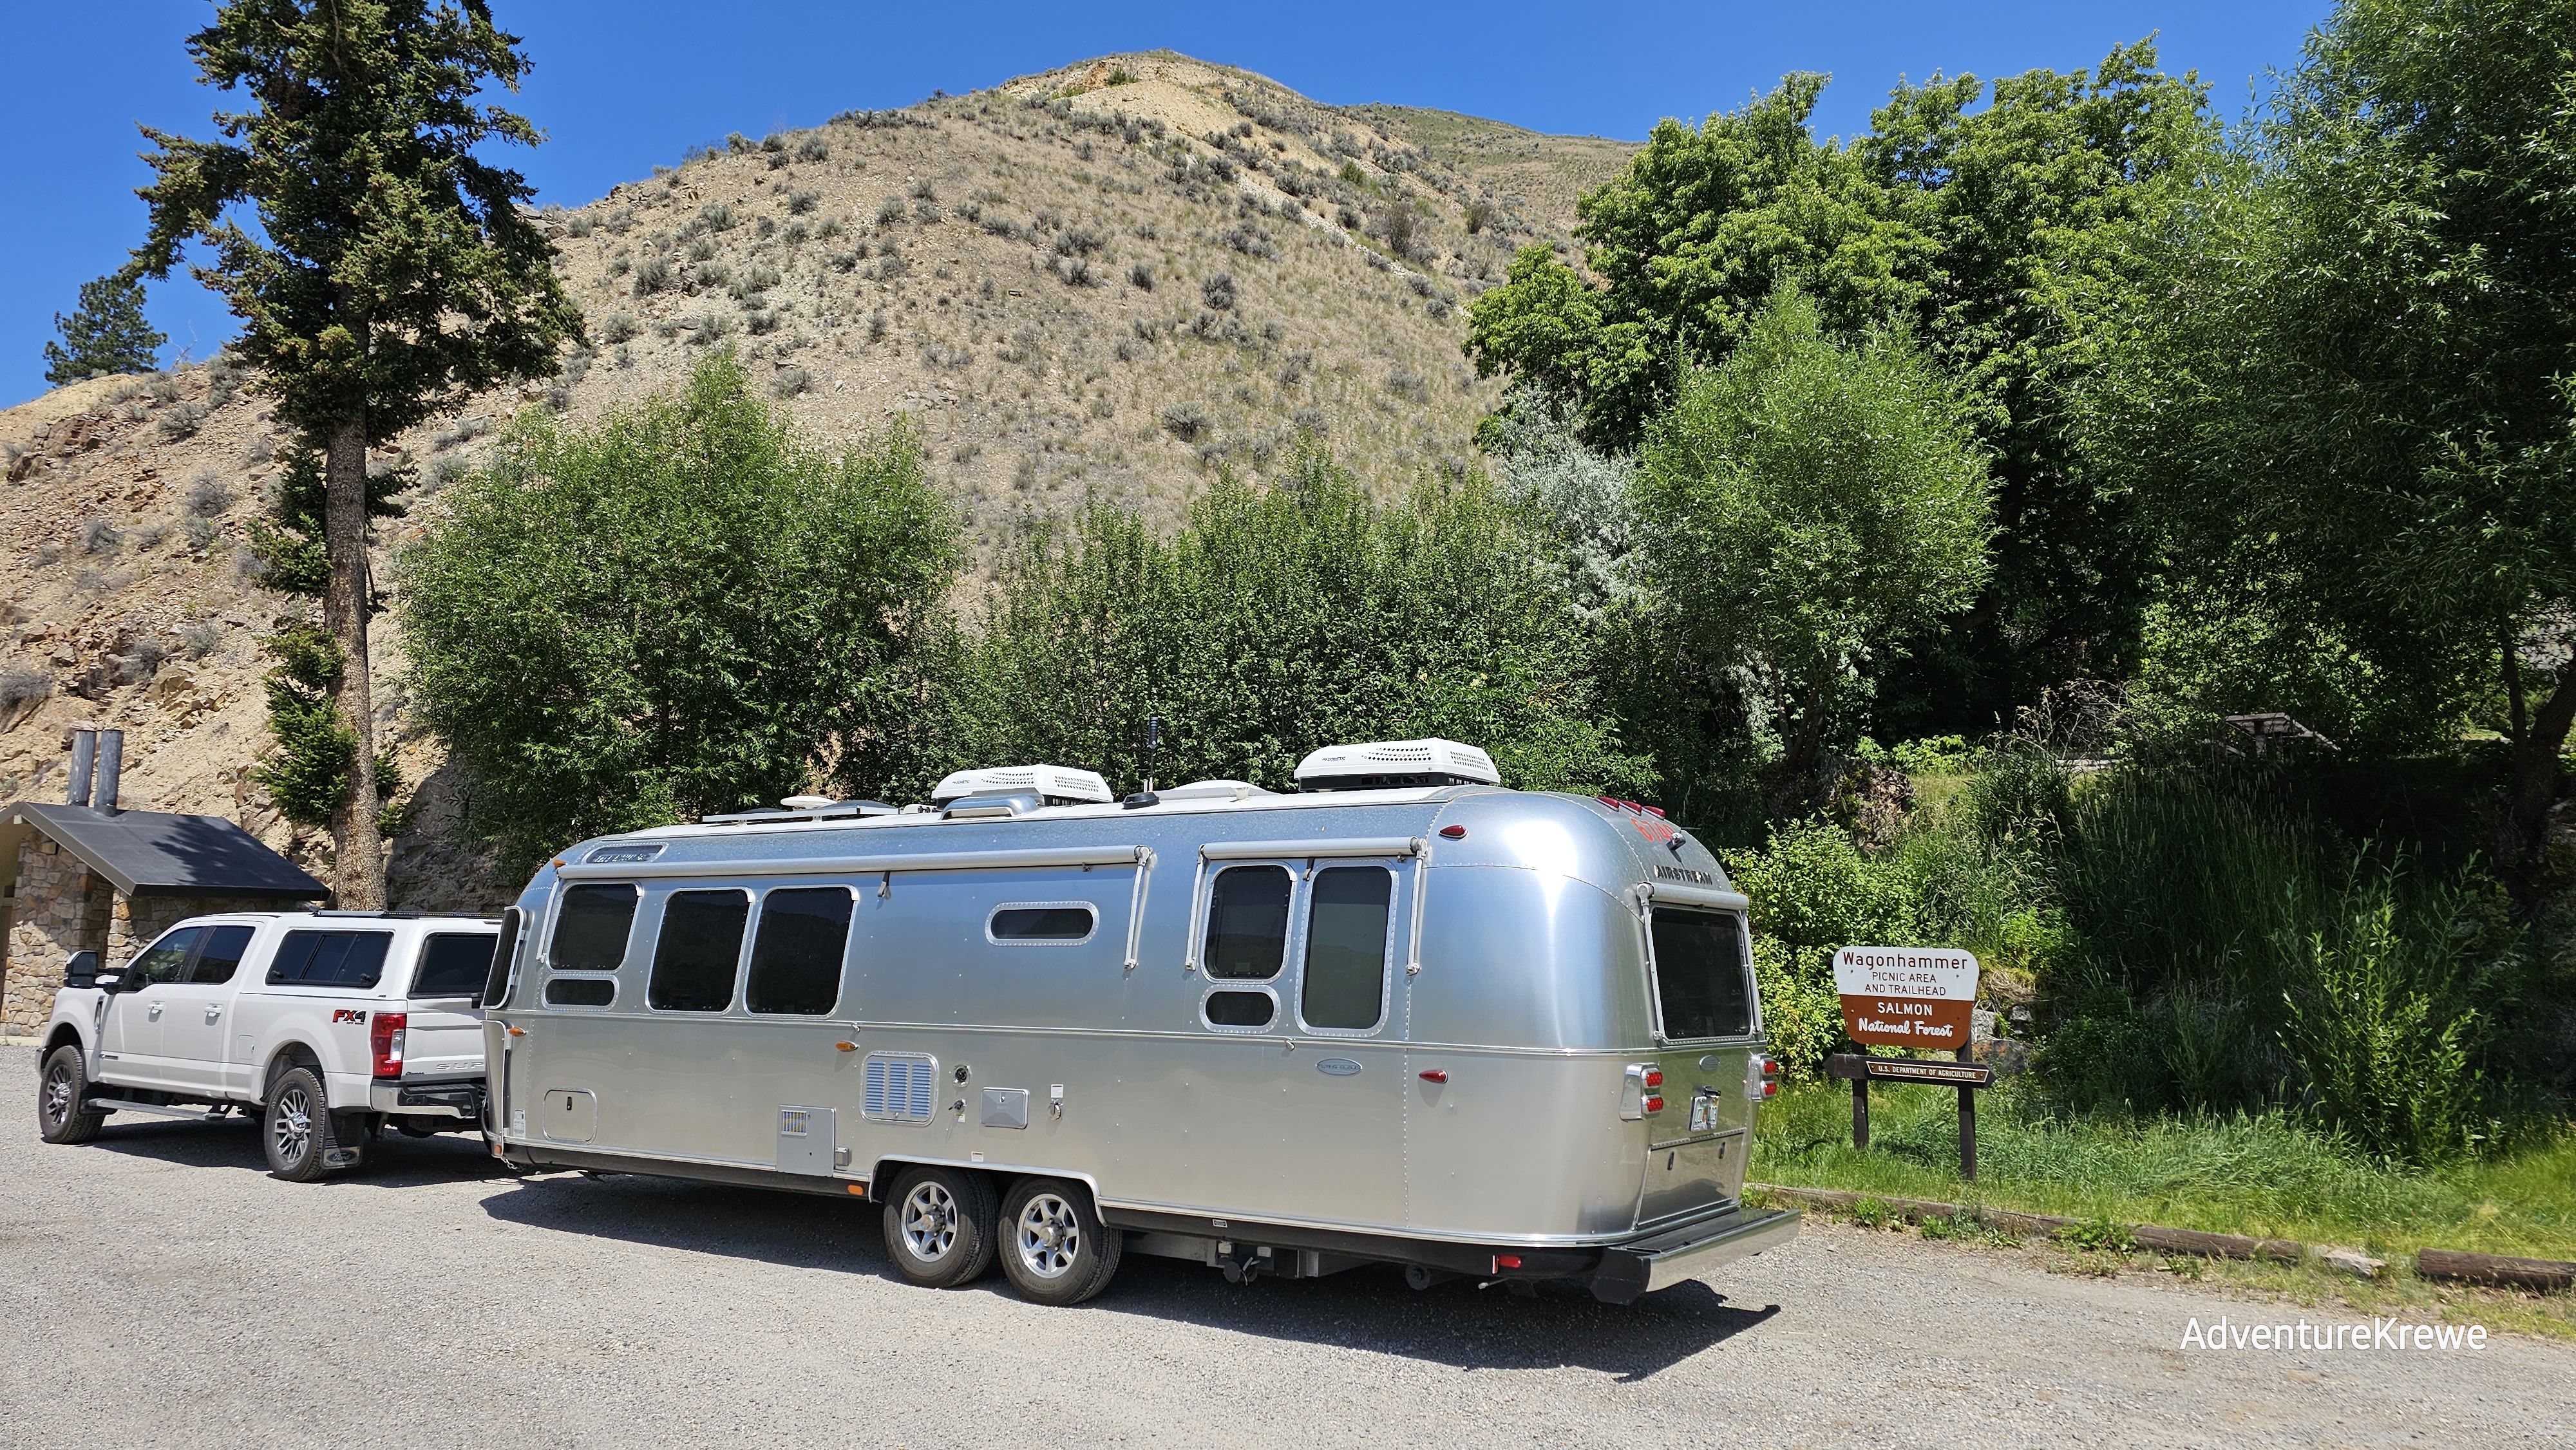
<box><xmin>1586</xmin><ymin>1205</ymin><xmax>1802</xmax><ymax>1304</ymax></box>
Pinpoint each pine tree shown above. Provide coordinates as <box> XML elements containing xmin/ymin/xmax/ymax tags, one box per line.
<box><xmin>43</xmin><ymin>273</ymin><xmax>164</xmax><ymax>384</ymax></box>
<box><xmin>129</xmin><ymin>0</ymin><xmax>580</xmax><ymax>907</ymax></box>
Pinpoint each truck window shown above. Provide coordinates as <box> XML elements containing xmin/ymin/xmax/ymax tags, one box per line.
<box><xmin>128</xmin><ymin>927</ymin><xmax>202</xmax><ymax>986</ymax></box>
<box><xmin>267</xmin><ymin>930</ymin><xmax>395</xmax><ymax>988</ymax></box>
<box><xmin>746</xmin><ymin>888</ymin><xmax>850</xmax><ymax>1015</ymax></box>
<box><xmin>649</xmin><ymin>890</ymin><xmax>749</xmax><ymax>1012</ymax></box>
<box><xmin>1649</xmin><ymin>910</ymin><xmax>1754</xmax><ymax>1040</ymax></box>
<box><xmin>553</xmin><ymin>883</ymin><xmax>639</xmax><ymax>971</ymax></box>
<box><xmin>1301</xmin><ymin>867</ymin><xmax>1392</xmax><ymax>1031</ymax></box>
<box><xmin>189</xmin><ymin>925</ymin><xmax>255</xmax><ymax>984</ymax></box>
<box><xmin>412</xmin><ymin>933</ymin><xmax>498</xmax><ymax>997</ymax></box>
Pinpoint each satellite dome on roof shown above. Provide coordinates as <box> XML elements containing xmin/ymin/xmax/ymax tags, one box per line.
<box><xmin>1293</xmin><ymin>739</ymin><xmax>1499</xmax><ymax>792</ymax></box>
<box><xmin>930</xmin><ymin>764</ymin><xmax>1114</xmax><ymax>808</ymax></box>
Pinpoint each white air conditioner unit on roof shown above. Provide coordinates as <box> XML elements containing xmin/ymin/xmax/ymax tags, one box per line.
<box><xmin>1293</xmin><ymin>739</ymin><xmax>1499</xmax><ymax>792</ymax></box>
<box><xmin>930</xmin><ymin>764</ymin><xmax>1114</xmax><ymax>808</ymax></box>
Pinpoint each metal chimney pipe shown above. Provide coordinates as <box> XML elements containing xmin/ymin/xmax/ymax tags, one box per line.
<box><xmin>95</xmin><ymin>730</ymin><xmax>125</xmax><ymax>813</ymax></box>
<box><xmin>67</xmin><ymin>728</ymin><xmax>96</xmax><ymax>807</ymax></box>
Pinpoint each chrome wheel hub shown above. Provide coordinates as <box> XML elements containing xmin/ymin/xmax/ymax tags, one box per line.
<box><xmin>901</xmin><ymin>1182</ymin><xmax>960</xmax><ymax>1262</ymax></box>
<box><xmin>1015</xmin><ymin>1192</ymin><xmax>1081</xmax><ymax>1279</ymax></box>
<box><xmin>42</xmin><ymin>1066</ymin><xmax>73</xmax><ymax>1126</ymax></box>
<box><xmin>271</xmin><ymin>1085</ymin><xmax>313</xmax><ymax>1163</ymax></box>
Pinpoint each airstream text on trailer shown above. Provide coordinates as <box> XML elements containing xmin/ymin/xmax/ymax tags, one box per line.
<box><xmin>478</xmin><ymin>740</ymin><xmax>1795</xmax><ymax>1304</ymax></box>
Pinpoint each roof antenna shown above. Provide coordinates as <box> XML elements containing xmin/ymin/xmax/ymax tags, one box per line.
<box><xmin>1124</xmin><ymin>715</ymin><xmax>1162</xmax><ymax>810</ymax></box>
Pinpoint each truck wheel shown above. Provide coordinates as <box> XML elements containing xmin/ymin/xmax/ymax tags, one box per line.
<box><xmin>882</xmin><ymin>1165</ymin><xmax>997</xmax><ymax>1288</ymax></box>
<box><xmin>37</xmin><ymin>1046</ymin><xmax>106</xmax><ymax>1145</ymax></box>
<box><xmin>997</xmin><ymin>1176</ymin><xmax>1123</xmax><ymax>1306</ymax></box>
<box><xmin>262</xmin><ymin>1066</ymin><xmax>343</xmax><ymax>1182</ymax></box>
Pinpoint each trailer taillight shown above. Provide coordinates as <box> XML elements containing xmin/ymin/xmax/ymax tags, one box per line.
<box><xmin>1644</xmin><ymin>1095</ymin><xmax>1666</xmax><ymax>1114</ymax></box>
<box><xmin>371</xmin><ymin>1012</ymin><xmax>406</xmax><ymax>1080</ymax></box>
<box><xmin>1749</xmin><ymin>1053</ymin><xmax>1780</xmax><ymax>1100</ymax></box>
<box><xmin>1643</xmin><ymin>1068</ymin><xmax>1664</xmax><ymax>1089</ymax></box>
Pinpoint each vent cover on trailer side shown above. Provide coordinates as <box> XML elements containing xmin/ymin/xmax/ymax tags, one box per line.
<box><xmin>862</xmin><ymin>1052</ymin><xmax>938</xmax><ymax>1122</ymax></box>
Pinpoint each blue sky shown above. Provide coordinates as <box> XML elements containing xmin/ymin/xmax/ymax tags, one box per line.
<box><xmin>1</xmin><ymin>0</ymin><xmax>2331</xmax><ymax>406</ymax></box>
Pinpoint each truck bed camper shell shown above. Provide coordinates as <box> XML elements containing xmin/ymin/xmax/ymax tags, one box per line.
<box><xmin>481</xmin><ymin>740</ymin><xmax>1795</xmax><ymax>1303</ymax></box>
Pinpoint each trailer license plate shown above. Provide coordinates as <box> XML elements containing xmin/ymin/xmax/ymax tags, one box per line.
<box><xmin>1689</xmin><ymin>1094</ymin><xmax>1717</xmax><ymax>1133</ymax></box>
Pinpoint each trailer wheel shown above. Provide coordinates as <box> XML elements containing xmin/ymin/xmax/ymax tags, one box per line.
<box><xmin>998</xmin><ymin>1177</ymin><xmax>1122</xmax><ymax>1306</ymax></box>
<box><xmin>882</xmin><ymin>1165</ymin><xmax>997</xmax><ymax>1288</ymax></box>
<box><xmin>262</xmin><ymin>1066</ymin><xmax>345</xmax><ymax>1182</ymax></box>
<box><xmin>37</xmin><ymin>1046</ymin><xmax>106</xmax><ymax>1145</ymax></box>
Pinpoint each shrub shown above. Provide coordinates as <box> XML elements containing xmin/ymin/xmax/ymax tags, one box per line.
<box><xmin>1385</xmin><ymin>367</ymin><xmax>1429</xmax><ymax>404</ymax></box>
<box><xmin>760</xmin><ymin>132</ymin><xmax>786</xmax><ymax>154</ymax></box>
<box><xmin>687</xmin><ymin>313</ymin><xmax>734</xmax><ymax>346</ymax></box>
<box><xmin>157</xmin><ymin>402</ymin><xmax>208</xmax><ymax>440</ymax></box>
<box><xmin>795</xmin><ymin>135</ymin><xmax>829</xmax><ymax>163</ymax></box>
<box><xmin>910</xmin><ymin>178</ymin><xmax>937</xmax><ymax>201</ymax></box>
<box><xmin>1200</xmin><ymin>272</ymin><xmax>1236</xmax><ymax>312</ymax></box>
<box><xmin>1056</xmin><ymin>256</ymin><xmax>1097</xmax><ymax>287</ymax></box>
<box><xmin>181</xmin><ymin>621</ymin><xmax>225</xmax><ymax>659</ymax></box>
<box><xmin>744</xmin><ymin>310</ymin><xmax>782</xmax><ymax>335</ymax></box>
<box><xmin>782</xmin><ymin>220</ymin><xmax>810</xmax><ymax>245</ymax></box>
<box><xmin>693</xmin><ymin>261</ymin><xmax>732</xmax><ymax>290</ymax></box>
<box><xmin>816</xmin><ymin>218</ymin><xmax>844</xmax><ymax>240</ymax></box>
<box><xmin>773</xmin><ymin>366</ymin><xmax>811</xmax><ymax>397</ymax></box>
<box><xmin>185</xmin><ymin>470</ymin><xmax>235</xmax><ymax>516</ymax></box>
<box><xmin>913</xmin><ymin>199</ymin><xmax>943</xmax><ymax>224</ymax></box>
<box><xmin>786</xmin><ymin>188</ymin><xmax>820</xmax><ymax>215</ymax></box>
<box><xmin>1158</xmin><ymin>400</ymin><xmax>1209</xmax><ymax>441</ymax></box>
<box><xmin>600</xmin><ymin>311</ymin><xmax>640</xmax><ymax>343</ymax></box>
<box><xmin>182</xmin><ymin>515</ymin><xmax>223</xmax><ymax>551</ymax></box>
<box><xmin>632</xmin><ymin>256</ymin><xmax>674</xmax><ymax>295</ymax></box>
<box><xmin>701</xmin><ymin>202</ymin><xmax>737</xmax><ymax>231</ymax></box>
<box><xmin>876</xmin><ymin>197</ymin><xmax>906</xmax><ymax>226</ymax></box>
<box><xmin>725</xmin><ymin>132</ymin><xmax>754</xmax><ymax>154</ymax></box>
<box><xmin>828</xmin><ymin>250</ymin><xmax>860</xmax><ymax>273</ymax></box>
<box><xmin>1464</xmin><ymin>197</ymin><xmax>1497</xmax><ymax>234</ymax></box>
<box><xmin>1052</xmin><ymin>227</ymin><xmax>1105</xmax><ymax>258</ymax></box>
<box><xmin>80</xmin><ymin>518</ymin><xmax>122</xmax><ymax>554</ymax></box>
<box><xmin>1127</xmin><ymin>262</ymin><xmax>1154</xmax><ymax>290</ymax></box>
<box><xmin>605</xmin><ymin>254</ymin><xmax>631</xmax><ymax>278</ymax></box>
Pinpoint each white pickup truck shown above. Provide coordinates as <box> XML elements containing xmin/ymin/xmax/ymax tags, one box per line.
<box><xmin>33</xmin><ymin>910</ymin><xmax>501</xmax><ymax>1180</ymax></box>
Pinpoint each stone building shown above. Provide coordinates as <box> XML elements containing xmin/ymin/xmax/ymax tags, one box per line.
<box><xmin>2</xmin><ymin>743</ymin><xmax>325</xmax><ymax>1040</ymax></box>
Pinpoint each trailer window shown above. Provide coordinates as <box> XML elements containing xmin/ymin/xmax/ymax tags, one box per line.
<box><xmin>1649</xmin><ymin>910</ymin><xmax>1754</xmax><ymax>1040</ymax></box>
<box><xmin>989</xmin><ymin>903</ymin><xmax>1097</xmax><ymax>943</ymax></box>
<box><xmin>267</xmin><ymin>930</ymin><xmax>395</xmax><ymax>988</ymax></box>
<box><xmin>1204</xmin><ymin>990</ymin><xmax>1276</xmax><ymax>1028</ymax></box>
<box><xmin>553</xmin><ymin>884</ymin><xmax>639</xmax><ymax>971</ymax></box>
<box><xmin>1301</xmin><ymin>867</ymin><xmax>1392</xmax><ymax>1031</ymax></box>
<box><xmin>412</xmin><ymin>934</ymin><xmax>498</xmax><ymax>998</ymax></box>
<box><xmin>545</xmin><ymin>977</ymin><xmax>615</xmax><ymax>1008</ymax></box>
<box><xmin>1203</xmin><ymin>865</ymin><xmax>1291</xmax><ymax>979</ymax></box>
<box><xmin>746</xmin><ymin>888</ymin><xmax>851</xmax><ymax>1015</ymax></box>
<box><xmin>649</xmin><ymin>890</ymin><xmax>750</xmax><ymax>1013</ymax></box>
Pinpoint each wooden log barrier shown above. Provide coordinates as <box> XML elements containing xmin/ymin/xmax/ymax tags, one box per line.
<box><xmin>2414</xmin><ymin>1248</ymin><xmax>2576</xmax><ymax>1292</ymax></box>
<box><xmin>2130</xmin><ymin>1225</ymin><xmax>2303</xmax><ymax>1263</ymax></box>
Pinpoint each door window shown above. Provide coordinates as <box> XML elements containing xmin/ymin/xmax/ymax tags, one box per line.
<box><xmin>188</xmin><ymin>925</ymin><xmax>255</xmax><ymax>984</ymax></box>
<box><xmin>128</xmin><ymin>927</ymin><xmax>202</xmax><ymax>986</ymax></box>
<box><xmin>412</xmin><ymin>934</ymin><xmax>498</xmax><ymax>998</ymax></box>
<box><xmin>1300</xmin><ymin>867</ymin><xmax>1393</xmax><ymax>1031</ymax></box>
<box><xmin>647</xmin><ymin>890</ymin><xmax>750</xmax><ymax>1012</ymax></box>
<box><xmin>267</xmin><ymin>930</ymin><xmax>395</xmax><ymax>988</ymax></box>
<box><xmin>1201</xmin><ymin>864</ymin><xmax>1292</xmax><ymax>1029</ymax></box>
<box><xmin>1648</xmin><ymin>910</ymin><xmax>1755</xmax><ymax>1040</ymax></box>
<box><xmin>745</xmin><ymin>888</ymin><xmax>851</xmax><ymax>1015</ymax></box>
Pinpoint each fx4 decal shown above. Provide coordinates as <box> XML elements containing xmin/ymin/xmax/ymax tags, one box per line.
<box><xmin>331</xmin><ymin>1008</ymin><xmax>369</xmax><ymax>1024</ymax></box>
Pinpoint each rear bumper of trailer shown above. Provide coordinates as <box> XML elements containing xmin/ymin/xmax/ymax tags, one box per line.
<box><xmin>1587</xmin><ymin>1207</ymin><xmax>1802</xmax><ymax>1304</ymax></box>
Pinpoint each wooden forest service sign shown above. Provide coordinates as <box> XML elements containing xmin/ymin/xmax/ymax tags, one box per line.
<box><xmin>1833</xmin><ymin>946</ymin><xmax>1980</xmax><ymax>1051</ymax></box>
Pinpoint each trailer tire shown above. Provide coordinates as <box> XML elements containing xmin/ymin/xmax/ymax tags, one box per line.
<box><xmin>262</xmin><ymin>1066</ymin><xmax>344</xmax><ymax>1182</ymax></box>
<box><xmin>38</xmin><ymin>1046</ymin><xmax>106</xmax><ymax>1145</ymax></box>
<box><xmin>882</xmin><ymin>1166</ymin><xmax>998</xmax><ymax>1288</ymax></box>
<box><xmin>997</xmin><ymin>1176</ymin><xmax>1122</xmax><ymax>1305</ymax></box>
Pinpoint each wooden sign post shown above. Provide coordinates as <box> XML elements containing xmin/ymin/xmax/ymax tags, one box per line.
<box><xmin>1829</xmin><ymin>946</ymin><xmax>1987</xmax><ymax>1179</ymax></box>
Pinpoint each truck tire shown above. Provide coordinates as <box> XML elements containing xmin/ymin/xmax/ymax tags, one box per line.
<box><xmin>882</xmin><ymin>1165</ymin><xmax>998</xmax><ymax>1288</ymax></box>
<box><xmin>262</xmin><ymin>1065</ymin><xmax>345</xmax><ymax>1182</ymax></box>
<box><xmin>996</xmin><ymin>1176</ymin><xmax>1123</xmax><ymax>1306</ymax></box>
<box><xmin>37</xmin><ymin>1046</ymin><xmax>106</xmax><ymax>1145</ymax></box>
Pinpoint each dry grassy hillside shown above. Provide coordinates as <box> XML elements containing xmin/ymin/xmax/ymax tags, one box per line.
<box><xmin>0</xmin><ymin>52</ymin><xmax>1638</xmax><ymax>909</ymax></box>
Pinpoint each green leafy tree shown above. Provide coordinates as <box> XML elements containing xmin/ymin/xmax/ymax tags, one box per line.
<box><xmin>1636</xmin><ymin>288</ymin><xmax>1993</xmax><ymax>806</ymax></box>
<box><xmin>943</xmin><ymin>445</ymin><xmax>1649</xmax><ymax>800</ymax></box>
<box><xmin>129</xmin><ymin>0</ymin><xmax>580</xmax><ymax>905</ymax></box>
<box><xmin>1468</xmin><ymin>47</ymin><xmax>2214</xmax><ymax>733</ymax></box>
<box><xmin>43</xmin><ymin>273</ymin><xmax>164</xmax><ymax>383</ymax></box>
<box><xmin>2084</xmin><ymin>0</ymin><xmax>2576</xmax><ymax>883</ymax></box>
<box><xmin>401</xmin><ymin>352</ymin><xmax>960</xmax><ymax>867</ymax></box>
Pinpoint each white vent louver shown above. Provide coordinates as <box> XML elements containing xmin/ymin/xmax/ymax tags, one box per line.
<box><xmin>929</xmin><ymin>764</ymin><xmax>1113</xmax><ymax>808</ymax></box>
<box><xmin>1293</xmin><ymin>739</ymin><xmax>1499</xmax><ymax>791</ymax></box>
<box><xmin>862</xmin><ymin>1053</ymin><xmax>937</xmax><ymax>1122</ymax></box>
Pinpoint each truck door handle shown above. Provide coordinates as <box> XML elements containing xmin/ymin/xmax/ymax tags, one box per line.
<box><xmin>146</xmin><ymin>1003</ymin><xmax>164</xmax><ymax>1020</ymax></box>
<box><xmin>206</xmin><ymin>1006</ymin><xmax>223</xmax><ymax>1022</ymax></box>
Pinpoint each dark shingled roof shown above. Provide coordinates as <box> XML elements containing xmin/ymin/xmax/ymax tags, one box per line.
<box><xmin>4</xmin><ymin>802</ymin><xmax>326</xmax><ymax>899</ymax></box>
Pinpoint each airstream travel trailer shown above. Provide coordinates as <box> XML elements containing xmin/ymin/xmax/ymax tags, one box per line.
<box><xmin>478</xmin><ymin>739</ymin><xmax>1797</xmax><ymax>1304</ymax></box>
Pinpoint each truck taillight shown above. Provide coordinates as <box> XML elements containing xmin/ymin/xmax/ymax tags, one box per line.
<box><xmin>371</xmin><ymin>1012</ymin><xmax>406</xmax><ymax>1079</ymax></box>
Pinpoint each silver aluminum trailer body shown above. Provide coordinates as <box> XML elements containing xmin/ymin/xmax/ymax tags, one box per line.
<box><xmin>482</xmin><ymin>784</ymin><xmax>1796</xmax><ymax>1300</ymax></box>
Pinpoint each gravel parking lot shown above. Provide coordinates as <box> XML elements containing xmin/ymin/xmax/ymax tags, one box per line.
<box><xmin>1</xmin><ymin>1044</ymin><xmax>2563</xmax><ymax>1447</ymax></box>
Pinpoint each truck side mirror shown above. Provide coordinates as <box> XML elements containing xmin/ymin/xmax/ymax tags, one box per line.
<box><xmin>62</xmin><ymin>951</ymin><xmax>102</xmax><ymax>989</ymax></box>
